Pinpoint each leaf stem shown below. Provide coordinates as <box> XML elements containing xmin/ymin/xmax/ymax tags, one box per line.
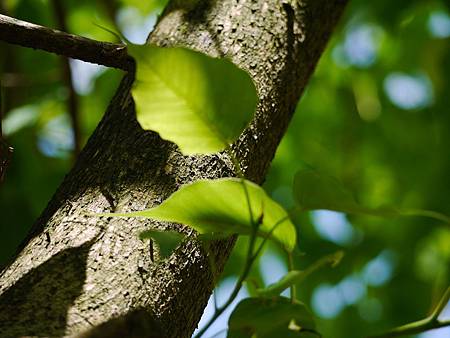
<box><xmin>288</xmin><ymin>252</ymin><xmax>297</xmax><ymax>303</ymax></box>
<box><xmin>402</xmin><ymin>209</ymin><xmax>450</xmax><ymax>225</ymax></box>
<box><xmin>193</xmin><ymin>217</ymin><xmax>260</xmax><ymax>338</ymax></box>
<box><xmin>368</xmin><ymin>286</ymin><xmax>450</xmax><ymax>338</ymax></box>
<box><xmin>194</xmin><ymin>206</ymin><xmax>288</xmax><ymax>338</ymax></box>
<box><xmin>195</xmin><ymin>147</ymin><xmax>293</xmax><ymax>338</ymax></box>
<box><xmin>431</xmin><ymin>286</ymin><xmax>450</xmax><ymax>320</ymax></box>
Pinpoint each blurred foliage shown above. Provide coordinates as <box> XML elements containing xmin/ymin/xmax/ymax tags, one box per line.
<box><xmin>0</xmin><ymin>0</ymin><xmax>449</xmax><ymax>337</ymax></box>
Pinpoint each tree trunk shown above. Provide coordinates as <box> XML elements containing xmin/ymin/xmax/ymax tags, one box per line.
<box><xmin>0</xmin><ymin>1</ymin><xmax>347</xmax><ymax>337</ymax></box>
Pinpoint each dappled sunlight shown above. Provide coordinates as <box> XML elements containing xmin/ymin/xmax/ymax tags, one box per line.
<box><xmin>69</xmin><ymin>59</ymin><xmax>106</xmax><ymax>95</ymax></box>
<box><xmin>362</xmin><ymin>250</ymin><xmax>395</xmax><ymax>287</ymax></box>
<box><xmin>311</xmin><ymin>210</ymin><xmax>359</xmax><ymax>246</ymax></box>
<box><xmin>116</xmin><ymin>6</ymin><xmax>157</xmax><ymax>44</ymax></box>
<box><xmin>428</xmin><ymin>11</ymin><xmax>450</xmax><ymax>38</ymax></box>
<box><xmin>312</xmin><ymin>283</ymin><xmax>346</xmax><ymax>319</ymax></box>
<box><xmin>383</xmin><ymin>72</ymin><xmax>433</xmax><ymax>110</ymax></box>
<box><xmin>37</xmin><ymin>115</ymin><xmax>74</xmax><ymax>158</ymax></box>
<box><xmin>259</xmin><ymin>250</ymin><xmax>290</xmax><ymax>298</ymax></box>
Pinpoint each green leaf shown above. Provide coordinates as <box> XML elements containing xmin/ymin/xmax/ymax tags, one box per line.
<box><xmin>256</xmin><ymin>251</ymin><xmax>344</xmax><ymax>296</ymax></box>
<box><xmin>228</xmin><ymin>297</ymin><xmax>317</xmax><ymax>338</ymax></box>
<box><xmin>101</xmin><ymin>178</ymin><xmax>297</xmax><ymax>252</ymax></box>
<box><xmin>128</xmin><ymin>44</ymin><xmax>258</xmax><ymax>155</ymax></box>
<box><xmin>293</xmin><ymin>168</ymin><xmax>369</xmax><ymax>214</ymax></box>
<box><xmin>139</xmin><ymin>229</ymin><xmax>185</xmax><ymax>259</ymax></box>
<box><xmin>293</xmin><ymin>169</ymin><xmax>450</xmax><ymax>223</ymax></box>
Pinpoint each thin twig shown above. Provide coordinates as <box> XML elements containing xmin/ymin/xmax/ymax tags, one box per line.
<box><xmin>431</xmin><ymin>286</ymin><xmax>450</xmax><ymax>320</ymax></box>
<box><xmin>51</xmin><ymin>0</ymin><xmax>81</xmax><ymax>157</ymax></box>
<box><xmin>195</xmin><ymin>215</ymin><xmax>289</xmax><ymax>338</ymax></box>
<box><xmin>0</xmin><ymin>14</ymin><xmax>133</xmax><ymax>71</ymax></box>
<box><xmin>368</xmin><ymin>286</ymin><xmax>450</xmax><ymax>338</ymax></box>
<box><xmin>193</xmin><ymin>225</ymin><xmax>258</xmax><ymax>338</ymax></box>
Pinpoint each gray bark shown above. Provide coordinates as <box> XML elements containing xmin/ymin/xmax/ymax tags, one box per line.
<box><xmin>0</xmin><ymin>1</ymin><xmax>347</xmax><ymax>337</ymax></box>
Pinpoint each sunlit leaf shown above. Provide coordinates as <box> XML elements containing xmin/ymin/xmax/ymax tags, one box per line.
<box><xmin>293</xmin><ymin>169</ymin><xmax>450</xmax><ymax>223</ymax></box>
<box><xmin>227</xmin><ymin>297</ymin><xmax>317</xmax><ymax>338</ymax></box>
<box><xmin>139</xmin><ymin>229</ymin><xmax>185</xmax><ymax>259</ymax></box>
<box><xmin>100</xmin><ymin>178</ymin><xmax>297</xmax><ymax>252</ymax></box>
<box><xmin>256</xmin><ymin>251</ymin><xmax>344</xmax><ymax>296</ymax></box>
<box><xmin>128</xmin><ymin>44</ymin><xmax>258</xmax><ymax>154</ymax></box>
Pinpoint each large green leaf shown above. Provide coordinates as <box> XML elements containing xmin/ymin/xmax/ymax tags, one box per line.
<box><xmin>227</xmin><ymin>297</ymin><xmax>317</xmax><ymax>338</ymax></box>
<box><xmin>128</xmin><ymin>44</ymin><xmax>258</xmax><ymax>154</ymax></box>
<box><xmin>293</xmin><ymin>169</ymin><xmax>450</xmax><ymax>223</ymax></box>
<box><xmin>104</xmin><ymin>178</ymin><xmax>297</xmax><ymax>252</ymax></box>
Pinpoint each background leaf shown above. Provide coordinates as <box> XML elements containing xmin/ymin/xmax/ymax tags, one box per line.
<box><xmin>227</xmin><ymin>297</ymin><xmax>316</xmax><ymax>338</ymax></box>
<box><xmin>128</xmin><ymin>44</ymin><xmax>258</xmax><ymax>154</ymax></box>
<box><xmin>105</xmin><ymin>178</ymin><xmax>297</xmax><ymax>252</ymax></box>
<box><xmin>293</xmin><ymin>169</ymin><xmax>449</xmax><ymax>223</ymax></box>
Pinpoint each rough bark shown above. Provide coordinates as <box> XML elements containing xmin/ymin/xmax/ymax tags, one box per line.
<box><xmin>0</xmin><ymin>1</ymin><xmax>347</xmax><ymax>337</ymax></box>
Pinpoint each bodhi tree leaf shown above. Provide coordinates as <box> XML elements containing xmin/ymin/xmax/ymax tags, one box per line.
<box><xmin>227</xmin><ymin>296</ymin><xmax>317</xmax><ymax>338</ymax></box>
<box><xmin>128</xmin><ymin>44</ymin><xmax>258</xmax><ymax>154</ymax></box>
<box><xmin>293</xmin><ymin>169</ymin><xmax>450</xmax><ymax>223</ymax></box>
<box><xmin>256</xmin><ymin>251</ymin><xmax>344</xmax><ymax>297</ymax></box>
<box><xmin>139</xmin><ymin>229</ymin><xmax>185</xmax><ymax>259</ymax></box>
<box><xmin>103</xmin><ymin>178</ymin><xmax>297</xmax><ymax>252</ymax></box>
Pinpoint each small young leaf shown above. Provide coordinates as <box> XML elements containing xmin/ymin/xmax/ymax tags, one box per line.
<box><xmin>128</xmin><ymin>44</ymin><xmax>258</xmax><ymax>155</ymax></box>
<box><xmin>100</xmin><ymin>178</ymin><xmax>297</xmax><ymax>252</ymax></box>
<box><xmin>139</xmin><ymin>229</ymin><xmax>185</xmax><ymax>259</ymax></box>
<box><xmin>256</xmin><ymin>251</ymin><xmax>344</xmax><ymax>296</ymax></box>
<box><xmin>293</xmin><ymin>169</ymin><xmax>450</xmax><ymax>223</ymax></box>
<box><xmin>228</xmin><ymin>297</ymin><xmax>316</xmax><ymax>338</ymax></box>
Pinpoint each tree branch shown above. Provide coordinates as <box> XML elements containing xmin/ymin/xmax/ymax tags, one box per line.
<box><xmin>0</xmin><ymin>14</ymin><xmax>133</xmax><ymax>71</ymax></box>
<box><xmin>369</xmin><ymin>287</ymin><xmax>450</xmax><ymax>338</ymax></box>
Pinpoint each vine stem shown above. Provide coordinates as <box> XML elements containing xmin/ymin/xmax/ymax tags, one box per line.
<box><xmin>368</xmin><ymin>286</ymin><xmax>450</xmax><ymax>338</ymax></box>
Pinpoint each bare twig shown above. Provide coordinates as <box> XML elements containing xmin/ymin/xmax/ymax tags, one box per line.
<box><xmin>368</xmin><ymin>287</ymin><xmax>450</xmax><ymax>338</ymax></box>
<box><xmin>51</xmin><ymin>0</ymin><xmax>81</xmax><ymax>156</ymax></box>
<box><xmin>0</xmin><ymin>14</ymin><xmax>133</xmax><ymax>71</ymax></box>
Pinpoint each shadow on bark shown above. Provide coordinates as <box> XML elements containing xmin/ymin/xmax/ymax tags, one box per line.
<box><xmin>77</xmin><ymin>308</ymin><xmax>166</xmax><ymax>338</ymax></box>
<box><xmin>0</xmin><ymin>239</ymin><xmax>93</xmax><ymax>337</ymax></box>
